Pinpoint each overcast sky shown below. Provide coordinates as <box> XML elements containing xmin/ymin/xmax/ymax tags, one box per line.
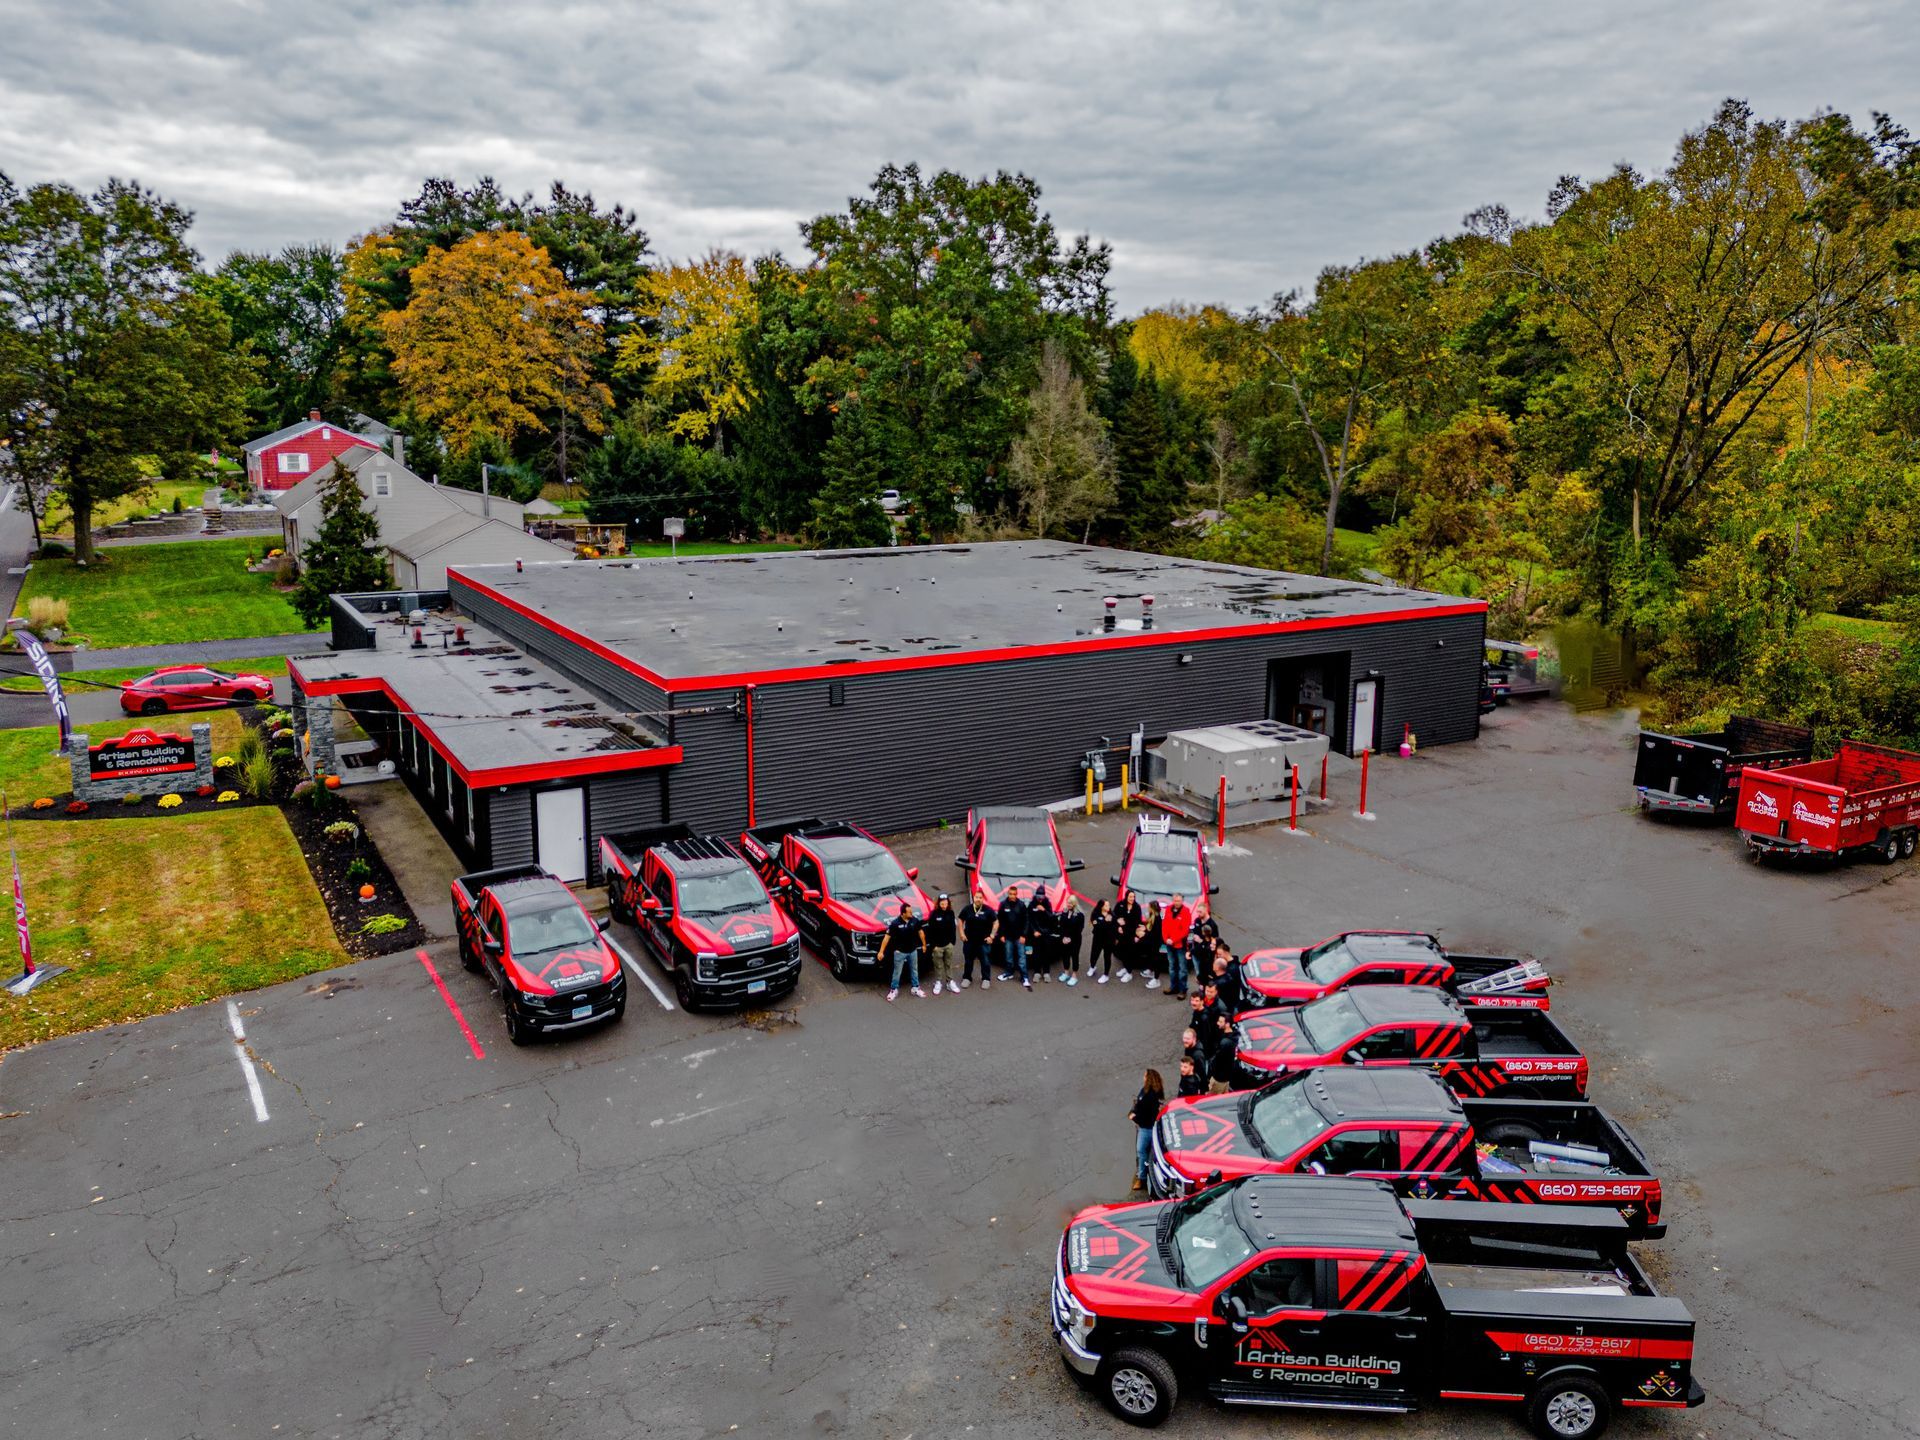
<box><xmin>2</xmin><ymin>0</ymin><xmax>1915</xmax><ymax>313</ymax></box>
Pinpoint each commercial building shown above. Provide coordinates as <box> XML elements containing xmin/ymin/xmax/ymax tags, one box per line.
<box><xmin>291</xmin><ymin>541</ymin><xmax>1485</xmax><ymax>883</ymax></box>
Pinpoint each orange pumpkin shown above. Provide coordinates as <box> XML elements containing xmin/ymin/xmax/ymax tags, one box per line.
<box><xmin>324</xmin><ymin>775</ymin><xmax>342</xmax><ymax>790</ymax></box>
<box><xmin>358</xmin><ymin>883</ymin><xmax>375</xmax><ymax>900</ymax></box>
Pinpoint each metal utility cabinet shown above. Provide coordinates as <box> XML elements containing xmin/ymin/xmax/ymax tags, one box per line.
<box><xmin>1156</xmin><ymin>720</ymin><xmax>1331</xmax><ymax>804</ymax></box>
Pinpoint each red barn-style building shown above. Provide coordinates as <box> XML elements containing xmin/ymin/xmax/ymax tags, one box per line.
<box><xmin>243</xmin><ymin>412</ymin><xmax>380</xmax><ymax>492</ymax></box>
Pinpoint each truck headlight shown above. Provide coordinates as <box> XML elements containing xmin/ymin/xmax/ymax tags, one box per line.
<box><xmin>696</xmin><ymin>952</ymin><xmax>719</xmax><ymax>981</ymax></box>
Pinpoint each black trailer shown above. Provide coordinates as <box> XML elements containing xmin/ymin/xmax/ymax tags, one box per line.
<box><xmin>1634</xmin><ymin>716</ymin><xmax>1813</xmax><ymax>818</ymax></box>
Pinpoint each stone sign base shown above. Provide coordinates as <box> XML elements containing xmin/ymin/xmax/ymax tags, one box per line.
<box><xmin>68</xmin><ymin>722</ymin><xmax>214</xmax><ymax>801</ymax></box>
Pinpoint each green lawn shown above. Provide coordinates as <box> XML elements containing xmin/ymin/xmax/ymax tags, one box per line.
<box><xmin>0</xmin><ymin>709</ymin><xmax>250</xmax><ymax>800</ymax></box>
<box><xmin>623</xmin><ymin>539</ymin><xmax>806</xmax><ymax>558</ymax></box>
<box><xmin>0</xmin><ymin>655</ymin><xmax>289</xmax><ymax>695</ymax></box>
<box><xmin>1333</xmin><ymin>527</ymin><xmax>1380</xmax><ymax>565</ymax></box>
<box><xmin>44</xmin><ymin>476</ymin><xmax>213</xmax><ymax>537</ymax></box>
<box><xmin>0</xmin><ymin>809</ymin><xmax>350</xmax><ymax>1051</ymax></box>
<box><xmin>10</xmin><ymin>538</ymin><xmax>317</xmax><ymax>648</ymax></box>
<box><xmin>1811</xmin><ymin>612</ymin><xmax>1901</xmax><ymax>644</ymax></box>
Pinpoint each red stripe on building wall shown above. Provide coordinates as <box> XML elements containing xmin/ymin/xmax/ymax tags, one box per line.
<box><xmin>449</xmin><ymin>567</ymin><xmax>1488</xmax><ymax>695</ymax></box>
<box><xmin>287</xmin><ymin>660</ymin><xmax>682</xmax><ymax>787</ymax></box>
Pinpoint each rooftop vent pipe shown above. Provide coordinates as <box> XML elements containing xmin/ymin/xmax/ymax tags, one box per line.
<box><xmin>1103</xmin><ymin>596</ymin><xmax>1118</xmax><ymax>631</ymax></box>
<box><xmin>1142</xmin><ymin>594</ymin><xmax>1156</xmax><ymax>629</ymax></box>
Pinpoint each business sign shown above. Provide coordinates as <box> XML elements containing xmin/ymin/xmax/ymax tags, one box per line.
<box><xmin>88</xmin><ymin>728</ymin><xmax>197</xmax><ymax>780</ymax></box>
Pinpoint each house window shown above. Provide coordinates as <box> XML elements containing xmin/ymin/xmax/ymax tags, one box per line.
<box><xmin>278</xmin><ymin>452</ymin><xmax>309</xmax><ymax>475</ymax></box>
<box><xmin>372</xmin><ymin>472</ymin><xmax>392</xmax><ymax>497</ymax></box>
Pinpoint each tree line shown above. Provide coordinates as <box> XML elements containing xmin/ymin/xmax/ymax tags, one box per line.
<box><xmin>3</xmin><ymin>99</ymin><xmax>1917</xmax><ymax>741</ymax></box>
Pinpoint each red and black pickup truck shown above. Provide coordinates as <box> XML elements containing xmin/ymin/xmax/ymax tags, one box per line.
<box><xmin>1633</xmin><ymin>716</ymin><xmax>1812</xmax><ymax>818</ymax></box>
<box><xmin>1052</xmin><ymin>1174</ymin><xmax>1704</xmax><ymax>1436</ymax></box>
<box><xmin>1736</xmin><ymin>740</ymin><xmax>1920</xmax><ymax>866</ymax></box>
<box><xmin>739</xmin><ymin>817</ymin><xmax>932</xmax><ymax>980</ymax></box>
<box><xmin>1240</xmin><ymin>931</ymin><xmax>1551</xmax><ymax>1010</ymax></box>
<box><xmin>1113</xmin><ymin>817</ymin><xmax>1217</xmax><ymax>912</ymax></box>
<box><xmin>1148</xmin><ymin>1067</ymin><xmax>1663</xmax><ymax>1237</ymax></box>
<box><xmin>599</xmin><ymin>825</ymin><xmax>801</xmax><ymax>1011</ymax></box>
<box><xmin>1234</xmin><ymin>987</ymin><xmax>1589</xmax><ymax>1100</ymax></box>
<box><xmin>451</xmin><ymin>865</ymin><xmax>624</xmax><ymax>1045</ymax></box>
<box><xmin>956</xmin><ymin>805</ymin><xmax>1083</xmax><ymax>910</ymax></box>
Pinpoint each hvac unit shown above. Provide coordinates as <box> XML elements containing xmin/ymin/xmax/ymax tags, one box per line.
<box><xmin>1154</xmin><ymin>720</ymin><xmax>1331</xmax><ymax>804</ymax></box>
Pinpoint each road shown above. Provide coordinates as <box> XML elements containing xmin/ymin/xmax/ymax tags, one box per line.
<box><xmin>0</xmin><ymin>702</ymin><xmax>1915</xmax><ymax>1439</ymax></box>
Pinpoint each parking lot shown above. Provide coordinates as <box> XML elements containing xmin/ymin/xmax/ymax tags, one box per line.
<box><xmin>2</xmin><ymin>700</ymin><xmax>1916</xmax><ymax>1440</ymax></box>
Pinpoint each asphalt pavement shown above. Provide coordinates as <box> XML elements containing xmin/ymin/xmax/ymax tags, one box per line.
<box><xmin>0</xmin><ymin>702</ymin><xmax>1914</xmax><ymax>1439</ymax></box>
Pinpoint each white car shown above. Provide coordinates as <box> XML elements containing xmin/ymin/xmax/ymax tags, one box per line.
<box><xmin>878</xmin><ymin>489</ymin><xmax>903</xmax><ymax>512</ymax></box>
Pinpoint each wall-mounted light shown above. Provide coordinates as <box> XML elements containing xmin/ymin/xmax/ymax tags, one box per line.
<box><xmin>1178</xmin><ymin>653</ymin><xmax>1194</xmax><ymax>666</ymax></box>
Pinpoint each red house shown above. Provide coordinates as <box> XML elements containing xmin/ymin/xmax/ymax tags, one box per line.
<box><xmin>242</xmin><ymin>412</ymin><xmax>381</xmax><ymax>492</ymax></box>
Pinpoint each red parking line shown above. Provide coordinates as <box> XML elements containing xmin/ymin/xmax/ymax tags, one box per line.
<box><xmin>416</xmin><ymin>950</ymin><xmax>486</xmax><ymax>1059</ymax></box>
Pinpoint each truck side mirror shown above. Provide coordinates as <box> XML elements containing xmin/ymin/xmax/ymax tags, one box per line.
<box><xmin>905</xmin><ymin>866</ymin><xmax>919</xmax><ymax>881</ymax></box>
<box><xmin>954</xmin><ymin>855</ymin><xmax>974</xmax><ymax>869</ymax></box>
<box><xmin>1066</xmin><ymin>858</ymin><xmax>1085</xmax><ymax>872</ymax></box>
<box><xmin>1222</xmin><ymin>1292</ymin><xmax>1250</xmax><ymax>1333</ymax></box>
<box><xmin>1345</xmin><ymin>1048</ymin><xmax>1365</xmax><ymax>1064</ymax></box>
<box><xmin>482</xmin><ymin>936</ymin><xmax>504</xmax><ymax>956</ymax></box>
<box><xmin>802</xmin><ymin>888</ymin><xmax>822</xmax><ymax>904</ymax></box>
<box><xmin>1110</xmin><ymin>874</ymin><xmax>1121</xmax><ymax>886</ymax></box>
<box><xmin>640</xmin><ymin>896</ymin><xmax>660</xmax><ymax>913</ymax></box>
<box><xmin>1208</xmin><ymin>882</ymin><xmax>1221</xmax><ymax>895</ymax></box>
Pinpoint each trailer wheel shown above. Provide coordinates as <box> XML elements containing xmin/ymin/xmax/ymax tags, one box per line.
<box><xmin>1097</xmin><ymin>1346</ymin><xmax>1178</xmax><ymax>1427</ymax></box>
<box><xmin>1902</xmin><ymin>831</ymin><xmax>1918</xmax><ymax>860</ymax></box>
<box><xmin>1526</xmin><ymin>1372</ymin><xmax>1612</xmax><ymax>1439</ymax></box>
<box><xmin>1876</xmin><ymin>832</ymin><xmax>1902</xmax><ymax>865</ymax></box>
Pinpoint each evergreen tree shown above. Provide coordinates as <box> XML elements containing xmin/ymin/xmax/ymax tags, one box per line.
<box><xmin>809</xmin><ymin>405</ymin><xmax>894</xmax><ymax>548</ymax></box>
<box><xmin>294</xmin><ymin>461</ymin><xmax>387</xmax><ymax>626</ymax></box>
<box><xmin>1110</xmin><ymin>375</ymin><xmax>1186</xmax><ymax>544</ymax></box>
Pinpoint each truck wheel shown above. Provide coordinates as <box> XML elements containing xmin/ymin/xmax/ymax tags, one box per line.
<box><xmin>674</xmin><ymin>970</ymin><xmax>701</xmax><ymax>1013</ymax></box>
<box><xmin>827</xmin><ymin>936</ymin><xmax>853</xmax><ymax>981</ymax></box>
<box><xmin>504</xmin><ymin>1002</ymin><xmax>534</xmax><ymax>1047</ymax></box>
<box><xmin>1877</xmin><ymin>832</ymin><xmax>1902</xmax><ymax>865</ymax></box>
<box><xmin>1902</xmin><ymin>831</ymin><xmax>1918</xmax><ymax>859</ymax></box>
<box><xmin>1481</xmin><ymin>1120</ymin><xmax>1543</xmax><ymax>1146</ymax></box>
<box><xmin>1526</xmin><ymin>1372</ymin><xmax>1611</xmax><ymax>1439</ymax></box>
<box><xmin>1098</xmin><ymin>1347</ymin><xmax>1177</xmax><ymax>1427</ymax></box>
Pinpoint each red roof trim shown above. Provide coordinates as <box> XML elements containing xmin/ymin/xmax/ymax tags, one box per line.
<box><xmin>448</xmin><ymin>569</ymin><xmax>1487</xmax><ymax>695</ymax></box>
<box><xmin>287</xmin><ymin>659</ymin><xmax>681</xmax><ymax>787</ymax></box>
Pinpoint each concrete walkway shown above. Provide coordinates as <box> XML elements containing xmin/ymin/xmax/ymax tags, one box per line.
<box><xmin>348</xmin><ymin>782</ymin><xmax>461</xmax><ymax>938</ymax></box>
<box><xmin>65</xmin><ymin>632</ymin><xmax>325</xmax><ymax>670</ymax></box>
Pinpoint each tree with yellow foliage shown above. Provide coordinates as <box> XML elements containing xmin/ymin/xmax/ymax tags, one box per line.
<box><xmin>381</xmin><ymin>230</ymin><xmax>610</xmax><ymax>455</ymax></box>
<box><xmin>1127</xmin><ymin>304</ymin><xmax>1248</xmax><ymax>411</ymax></box>
<box><xmin>616</xmin><ymin>250</ymin><xmax>758</xmax><ymax>445</ymax></box>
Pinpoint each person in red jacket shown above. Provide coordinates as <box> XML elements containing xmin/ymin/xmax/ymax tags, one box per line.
<box><xmin>1161</xmin><ymin>896</ymin><xmax>1194</xmax><ymax>998</ymax></box>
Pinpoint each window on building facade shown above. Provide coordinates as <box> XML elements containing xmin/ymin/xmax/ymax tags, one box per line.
<box><xmin>278</xmin><ymin>452</ymin><xmax>309</xmax><ymax>474</ymax></box>
<box><xmin>372</xmin><ymin>472</ymin><xmax>392</xmax><ymax>496</ymax></box>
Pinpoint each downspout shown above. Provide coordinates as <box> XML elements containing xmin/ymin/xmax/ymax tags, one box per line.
<box><xmin>743</xmin><ymin>684</ymin><xmax>757</xmax><ymax>829</ymax></box>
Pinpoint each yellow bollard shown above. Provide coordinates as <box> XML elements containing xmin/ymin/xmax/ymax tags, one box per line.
<box><xmin>1085</xmin><ymin>768</ymin><xmax>1094</xmax><ymax>815</ymax></box>
<box><xmin>1121</xmin><ymin>763</ymin><xmax>1130</xmax><ymax>810</ymax></box>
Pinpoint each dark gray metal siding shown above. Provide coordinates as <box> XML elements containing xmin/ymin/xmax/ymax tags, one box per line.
<box><xmin>487</xmin><ymin>789</ymin><xmax>535</xmax><ymax>868</ymax></box>
<box><xmin>479</xmin><ymin>772</ymin><xmax>663</xmax><ymax>881</ymax></box>
<box><xmin>684</xmin><ymin>611</ymin><xmax>1485</xmax><ymax>836</ymax></box>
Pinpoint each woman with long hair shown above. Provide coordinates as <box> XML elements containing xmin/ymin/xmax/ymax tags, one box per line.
<box><xmin>1128</xmin><ymin>1067</ymin><xmax>1166</xmax><ymax>1193</ymax></box>
<box><xmin>1135</xmin><ymin>900</ymin><xmax>1165</xmax><ymax>991</ymax></box>
<box><xmin>1087</xmin><ymin>898</ymin><xmax>1118</xmax><ymax>982</ymax></box>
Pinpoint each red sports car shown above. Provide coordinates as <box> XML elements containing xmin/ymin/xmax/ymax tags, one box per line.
<box><xmin>120</xmin><ymin>665</ymin><xmax>274</xmax><ymax>715</ymax></box>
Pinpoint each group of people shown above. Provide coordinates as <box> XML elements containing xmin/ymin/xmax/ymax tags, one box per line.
<box><xmin>872</xmin><ymin>887</ymin><xmax>1229</xmax><ymax>1005</ymax></box>
<box><xmin>1128</xmin><ymin>939</ymin><xmax>1253</xmax><ymax>1190</ymax></box>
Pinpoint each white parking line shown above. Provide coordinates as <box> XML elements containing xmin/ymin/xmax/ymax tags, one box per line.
<box><xmin>601</xmin><ymin>931</ymin><xmax>675</xmax><ymax>1011</ymax></box>
<box><xmin>225</xmin><ymin>1001</ymin><xmax>270</xmax><ymax>1123</ymax></box>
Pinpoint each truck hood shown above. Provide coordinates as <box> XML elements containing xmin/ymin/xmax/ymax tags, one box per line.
<box><xmin>513</xmin><ymin>944</ymin><xmax>620</xmax><ymax>992</ymax></box>
<box><xmin>971</xmin><ymin>871</ymin><xmax>1072</xmax><ymax>911</ymax></box>
<box><xmin>822</xmin><ymin>886</ymin><xmax>931</xmax><ymax>934</ymax></box>
<box><xmin>1240</xmin><ymin>947</ymin><xmax>1315</xmax><ymax>1000</ymax></box>
<box><xmin>1158</xmin><ymin>1095</ymin><xmax>1271</xmax><ymax>1182</ymax></box>
<box><xmin>676</xmin><ymin>907</ymin><xmax>798</xmax><ymax>954</ymax></box>
<box><xmin>1062</xmin><ymin>1201</ymin><xmax>1192</xmax><ymax>1315</ymax></box>
<box><xmin>1237</xmin><ymin>1006</ymin><xmax>1328</xmax><ymax>1074</ymax></box>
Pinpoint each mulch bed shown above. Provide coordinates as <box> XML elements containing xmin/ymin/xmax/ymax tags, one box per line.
<box><xmin>278</xmin><ymin>792</ymin><xmax>428</xmax><ymax>959</ymax></box>
<box><xmin>4</xmin><ymin>789</ymin><xmax>274</xmax><ymax>822</ymax></box>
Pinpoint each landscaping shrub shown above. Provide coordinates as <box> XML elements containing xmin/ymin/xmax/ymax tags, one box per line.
<box><xmin>26</xmin><ymin>596</ymin><xmax>69</xmax><ymax>636</ymax></box>
<box><xmin>120</xmin><ymin>792</ymin><xmax>143</xmax><ymax>805</ymax></box>
<box><xmin>324</xmin><ymin>820</ymin><xmax>360</xmax><ymax>843</ymax></box>
<box><xmin>196</xmin><ymin>784</ymin><xmax>215</xmax><ymax>797</ymax></box>
<box><xmin>171</xmin><ymin>495</ymin><xmax>184</xmax><ymax>514</ymax></box>
<box><xmin>37</xmin><ymin>541</ymin><xmax>70</xmax><ymax>560</ymax></box>
<box><xmin>345</xmin><ymin>858</ymin><xmax>372</xmax><ymax>885</ymax></box>
<box><xmin>157</xmin><ymin>794</ymin><xmax>183</xmax><ymax>809</ymax></box>
<box><xmin>64</xmin><ymin>800</ymin><xmax>89</xmax><ymax>814</ymax></box>
<box><xmin>241</xmin><ymin>750</ymin><xmax>276</xmax><ymax>800</ymax></box>
<box><xmin>291</xmin><ymin>779</ymin><xmax>314</xmax><ymax>800</ymax></box>
<box><xmin>235</xmin><ymin>730</ymin><xmax>265</xmax><ymax>769</ymax></box>
<box><xmin>30</xmin><ymin>797</ymin><xmax>54</xmax><ymax>810</ymax></box>
<box><xmin>361</xmin><ymin>913</ymin><xmax>407</xmax><ymax>937</ymax></box>
<box><xmin>216</xmin><ymin>791</ymin><xmax>239</xmax><ymax>804</ymax></box>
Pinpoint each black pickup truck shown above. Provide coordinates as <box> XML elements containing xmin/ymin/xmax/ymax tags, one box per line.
<box><xmin>1634</xmin><ymin>716</ymin><xmax>1813</xmax><ymax>818</ymax></box>
<box><xmin>1149</xmin><ymin>1067</ymin><xmax>1664</xmax><ymax>1237</ymax></box>
<box><xmin>1052</xmin><ymin>1175</ymin><xmax>1704</xmax><ymax>1437</ymax></box>
<box><xmin>1234</xmin><ymin>987</ymin><xmax>1590</xmax><ymax>1100</ymax></box>
<box><xmin>599</xmin><ymin>825</ymin><xmax>802</xmax><ymax>1010</ymax></box>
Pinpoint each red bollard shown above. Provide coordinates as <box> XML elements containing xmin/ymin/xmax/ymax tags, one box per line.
<box><xmin>1355</xmin><ymin>748</ymin><xmax>1375</xmax><ymax>821</ymax></box>
<box><xmin>1216</xmin><ymin>774</ymin><xmax>1227</xmax><ymax>846</ymax></box>
<box><xmin>1289</xmin><ymin>764</ymin><xmax>1299</xmax><ymax>831</ymax></box>
<box><xmin>1319</xmin><ymin>752</ymin><xmax>1328</xmax><ymax>801</ymax></box>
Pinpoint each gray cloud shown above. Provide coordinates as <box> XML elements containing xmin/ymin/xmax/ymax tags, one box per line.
<box><xmin>2</xmin><ymin>0</ymin><xmax>1914</xmax><ymax>311</ymax></box>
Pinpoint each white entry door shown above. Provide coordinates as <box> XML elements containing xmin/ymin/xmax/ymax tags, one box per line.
<box><xmin>535</xmin><ymin>788</ymin><xmax>588</xmax><ymax>883</ymax></box>
<box><xmin>1352</xmin><ymin>680</ymin><xmax>1379</xmax><ymax>756</ymax></box>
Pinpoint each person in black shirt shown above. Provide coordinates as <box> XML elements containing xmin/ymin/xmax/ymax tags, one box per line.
<box><xmin>875</xmin><ymin>903</ymin><xmax>925</xmax><ymax>1003</ymax></box>
<box><xmin>989</xmin><ymin>887</ymin><xmax>1032</xmax><ymax>989</ymax></box>
<box><xmin>1127</xmin><ymin>1068</ymin><xmax>1166</xmax><ymax>1192</ymax></box>
<box><xmin>1113</xmin><ymin>891</ymin><xmax>1143</xmax><ymax>983</ymax></box>
<box><xmin>1175</xmin><ymin>1056</ymin><xmax>1207</xmax><ymax>1098</ymax></box>
<box><xmin>958</xmin><ymin>892</ymin><xmax>995</xmax><ymax>990</ymax></box>
<box><xmin>1028</xmin><ymin>892</ymin><xmax>1057</xmax><ymax>983</ymax></box>
<box><xmin>1181</xmin><ymin>1025</ymin><xmax>1209</xmax><ymax>1078</ymax></box>
<box><xmin>1056</xmin><ymin>897</ymin><xmax>1086</xmax><ymax>985</ymax></box>
<box><xmin>1210</xmin><ymin>951</ymin><xmax>1243</xmax><ymax>1014</ymax></box>
<box><xmin>1206</xmin><ymin>1013</ymin><xmax>1239</xmax><ymax>1094</ymax></box>
<box><xmin>1135</xmin><ymin>901</ymin><xmax>1165</xmax><ymax>991</ymax></box>
<box><xmin>924</xmin><ymin>894</ymin><xmax>958</xmax><ymax>995</ymax></box>
<box><xmin>1088</xmin><ymin>899</ymin><xmax>1120</xmax><ymax>982</ymax></box>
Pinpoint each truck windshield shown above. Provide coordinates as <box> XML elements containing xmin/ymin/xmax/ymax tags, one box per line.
<box><xmin>508</xmin><ymin>904</ymin><xmax>598</xmax><ymax>957</ymax></box>
<box><xmin>1245</xmin><ymin>1081</ymin><xmax>1327</xmax><ymax>1160</ymax></box>
<box><xmin>979</xmin><ymin>842</ymin><xmax>1059</xmax><ymax>879</ymax></box>
<box><xmin>1298</xmin><ymin>992</ymin><xmax>1368</xmax><ymax>1053</ymax></box>
<box><xmin>677</xmin><ymin>867</ymin><xmax>769</xmax><ymax>917</ymax></box>
<box><xmin>1129</xmin><ymin>858</ymin><xmax>1201</xmax><ymax>899</ymax></box>
<box><xmin>826</xmin><ymin>849</ymin><xmax>910</xmax><ymax>899</ymax></box>
<box><xmin>1168</xmin><ymin>1186</ymin><xmax>1256</xmax><ymax>1289</ymax></box>
<box><xmin>1299</xmin><ymin>938</ymin><xmax>1357</xmax><ymax>983</ymax></box>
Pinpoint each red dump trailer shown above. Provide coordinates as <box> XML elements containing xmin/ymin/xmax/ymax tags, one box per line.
<box><xmin>1736</xmin><ymin>741</ymin><xmax>1920</xmax><ymax>865</ymax></box>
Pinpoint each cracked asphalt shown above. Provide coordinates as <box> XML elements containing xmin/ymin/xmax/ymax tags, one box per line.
<box><xmin>1</xmin><ymin>703</ymin><xmax>1915</xmax><ymax>1439</ymax></box>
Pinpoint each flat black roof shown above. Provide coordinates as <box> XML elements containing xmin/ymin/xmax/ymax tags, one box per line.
<box><xmin>1228</xmin><ymin>1176</ymin><xmax>1418</xmax><ymax>1249</ymax></box>
<box><xmin>1301</xmin><ymin>1068</ymin><xmax>1464</xmax><ymax>1122</ymax></box>
<box><xmin>448</xmin><ymin>540</ymin><xmax>1480</xmax><ymax>687</ymax></box>
<box><xmin>1342</xmin><ymin>987</ymin><xmax>1464</xmax><ymax>1024</ymax></box>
